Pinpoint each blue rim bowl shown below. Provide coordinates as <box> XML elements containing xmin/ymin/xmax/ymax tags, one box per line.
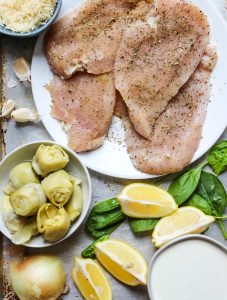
<box><xmin>0</xmin><ymin>0</ymin><xmax>62</xmax><ymax>38</ymax></box>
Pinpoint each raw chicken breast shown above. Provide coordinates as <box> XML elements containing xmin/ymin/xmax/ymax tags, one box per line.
<box><xmin>115</xmin><ymin>0</ymin><xmax>210</xmax><ymax>140</ymax></box>
<box><xmin>124</xmin><ymin>46</ymin><xmax>217</xmax><ymax>175</ymax></box>
<box><xmin>48</xmin><ymin>72</ymin><xmax>116</xmax><ymax>152</ymax></box>
<box><xmin>45</xmin><ymin>0</ymin><xmax>143</xmax><ymax>78</ymax></box>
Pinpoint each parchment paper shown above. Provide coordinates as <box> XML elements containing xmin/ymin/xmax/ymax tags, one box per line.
<box><xmin>1</xmin><ymin>1</ymin><xmax>227</xmax><ymax>299</ymax></box>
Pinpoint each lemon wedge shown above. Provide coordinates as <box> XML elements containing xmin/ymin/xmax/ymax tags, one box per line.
<box><xmin>94</xmin><ymin>239</ymin><xmax>148</xmax><ymax>286</ymax></box>
<box><xmin>152</xmin><ymin>206</ymin><xmax>215</xmax><ymax>247</ymax></box>
<box><xmin>72</xmin><ymin>257</ymin><xmax>112</xmax><ymax>300</ymax></box>
<box><xmin>117</xmin><ymin>183</ymin><xmax>177</xmax><ymax>218</ymax></box>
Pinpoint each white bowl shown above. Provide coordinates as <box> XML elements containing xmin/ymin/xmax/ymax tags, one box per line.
<box><xmin>148</xmin><ymin>234</ymin><xmax>227</xmax><ymax>300</ymax></box>
<box><xmin>0</xmin><ymin>141</ymin><xmax>92</xmax><ymax>248</ymax></box>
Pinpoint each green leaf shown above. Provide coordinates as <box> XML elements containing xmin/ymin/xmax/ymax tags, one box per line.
<box><xmin>87</xmin><ymin>209</ymin><xmax>126</xmax><ymax>230</ymax></box>
<box><xmin>129</xmin><ymin>218</ymin><xmax>159</xmax><ymax>233</ymax></box>
<box><xmin>87</xmin><ymin>222</ymin><xmax>123</xmax><ymax>238</ymax></box>
<box><xmin>168</xmin><ymin>161</ymin><xmax>206</xmax><ymax>205</ymax></box>
<box><xmin>86</xmin><ymin>198</ymin><xmax>126</xmax><ymax>238</ymax></box>
<box><xmin>208</xmin><ymin>140</ymin><xmax>227</xmax><ymax>175</ymax></box>
<box><xmin>81</xmin><ymin>235</ymin><xmax>109</xmax><ymax>259</ymax></box>
<box><xmin>185</xmin><ymin>194</ymin><xmax>211</xmax><ymax>215</ymax></box>
<box><xmin>196</xmin><ymin>171</ymin><xmax>227</xmax><ymax>215</ymax></box>
<box><xmin>196</xmin><ymin>171</ymin><xmax>227</xmax><ymax>239</ymax></box>
<box><xmin>92</xmin><ymin>198</ymin><xmax>120</xmax><ymax>213</ymax></box>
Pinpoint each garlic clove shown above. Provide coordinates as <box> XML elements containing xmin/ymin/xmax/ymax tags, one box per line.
<box><xmin>14</xmin><ymin>58</ymin><xmax>31</xmax><ymax>82</ymax></box>
<box><xmin>0</xmin><ymin>100</ymin><xmax>16</xmax><ymax>118</ymax></box>
<box><xmin>7</xmin><ymin>78</ymin><xmax>18</xmax><ymax>88</ymax></box>
<box><xmin>11</xmin><ymin>108</ymin><xmax>39</xmax><ymax>123</ymax></box>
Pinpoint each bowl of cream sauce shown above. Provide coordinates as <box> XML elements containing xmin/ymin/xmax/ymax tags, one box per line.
<box><xmin>148</xmin><ymin>234</ymin><xmax>227</xmax><ymax>300</ymax></box>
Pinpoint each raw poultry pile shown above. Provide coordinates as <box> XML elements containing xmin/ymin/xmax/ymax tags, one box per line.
<box><xmin>44</xmin><ymin>0</ymin><xmax>217</xmax><ymax>175</ymax></box>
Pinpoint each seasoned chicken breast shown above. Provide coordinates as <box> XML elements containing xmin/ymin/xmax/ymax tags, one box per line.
<box><xmin>115</xmin><ymin>0</ymin><xmax>210</xmax><ymax>140</ymax></box>
<box><xmin>124</xmin><ymin>46</ymin><xmax>217</xmax><ymax>175</ymax></box>
<box><xmin>48</xmin><ymin>72</ymin><xmax>116</xmax><ymax>152</ymax></box>
<box><xmin>44</xmin><ymin>0</ymin><xmax>143</xmax><ymax>78</ymax></box>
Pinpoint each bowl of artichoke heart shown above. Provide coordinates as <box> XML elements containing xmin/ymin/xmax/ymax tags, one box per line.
<box><xmin>0</xmin><ymin>0</ymin><xmax>62</xmax><ymax>38</ymax></box>
<box><xmin>0</xmin><ymin>141</ymin><xmax>91</xmax><ymax>247</ymax></box>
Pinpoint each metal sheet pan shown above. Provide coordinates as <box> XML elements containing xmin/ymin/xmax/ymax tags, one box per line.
<box><xmin>1</xmin><ymin>1</ymin><xmax>227</xmax><ymax>299</ymax></box>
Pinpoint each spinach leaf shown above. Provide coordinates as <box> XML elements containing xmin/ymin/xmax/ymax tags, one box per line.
<box><xmin>196</xmin><ymin>171</ymin><xmax>227</xmax><ymax>239</ymax></box>
<box><xmin>92</xmin><ymin>198</ymin><xmax>120</xmax><ymax>213</ymax></box>
<box><xmin>81</xmin><ymin>235</ymin><xmax>109</xmax><ymax>259</ymax></box>
<box><xmin>168</xmin><ymin>161</ymin><xmax>207</xmax><ymax>205</ymax></box>
<box><xmin>129</xmin><ymin>218</ymin><xmax>159</xmax><ymax>233</ymax></box>
<box><xmin>86</xmin><ymin>198</ymin><xmax>126</xmax><ymax>238</ymax></box>
<box><xmin>185</xmin><ymin>194</ymin><xmax>211</xmax><ymax>215</ymax></box>
<box><xmin>87</xmin><ymin>209</ymin><xmax>125</xmax><ymax>230</ymax></box>
<box><xmin>196</xmin><ymin>171</ymin><xmax>227</xmax><ymax>215</ymax></box>
<box><xmin>87</xmin><ymin>222</ymin><xmax>123</xmax><ymax>238</ymax></box>
<box><xmin>208</xmin><ymin>140</ymin><xmax>227</xmax><ymax>175</ymax></box>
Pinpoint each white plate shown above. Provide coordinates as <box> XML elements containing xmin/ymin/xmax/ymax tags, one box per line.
<box><xmin>31</xmin><ymin>0</ymin><xmax>227</xmax><ymax>179</ymax></box>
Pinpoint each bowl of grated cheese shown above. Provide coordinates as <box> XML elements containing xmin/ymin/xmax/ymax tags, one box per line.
<box><xmin>0</xmin><ymin>0</ymin><xmax>62</xmax><ymax>37</ymax></box>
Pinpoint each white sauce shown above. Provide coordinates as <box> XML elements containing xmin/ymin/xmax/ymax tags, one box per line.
<box><xmin>150</xmin><ymin>239</ymin><xmax>227</xmax><ymax>300</ymax></box>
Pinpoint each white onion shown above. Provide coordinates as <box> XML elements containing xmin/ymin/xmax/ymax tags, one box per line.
<box><xmin>10</xmin><ymin>255</ymin><xmax>66</xmax><ymax>300</ymax></box>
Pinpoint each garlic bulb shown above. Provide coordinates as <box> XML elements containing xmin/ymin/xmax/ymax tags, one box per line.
<box><xmin>11</xmin><ymin>108</ymin><xmax>39</xmax><ymax>122</ymax></box>
<box><xmin>10</xmin><ymin>255</ymin><xmax>66</xmax><ymax>300</ymax></box>
<box><xmin>0</xmin><ymin>99</ymin><xmax>15</xmax><ymax>118</ymax></box>
<box><xmin>14</xmin><ymin>57</ymin><xmax>31</xmax><ymax>82</ymax></box>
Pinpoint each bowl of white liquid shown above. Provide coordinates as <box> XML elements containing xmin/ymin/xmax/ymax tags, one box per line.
<box><xmin>148</xmin><ymin>234</ymin><xmax>227</xmax><ymax>300</ymax></box>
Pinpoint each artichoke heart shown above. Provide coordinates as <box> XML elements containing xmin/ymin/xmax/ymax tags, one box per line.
<box><xmin>10</xmin><ymin>183</ymin><xmax>47</xmax><ymax>216</ymax></box>
<box><xmin>65</xmin><ymin>183</ymin><xmax>83</xmax><ymax>223</ymax></box>
<box><xmin>37</xmin><ymin>203</ymin><xmax>70</xmax><ymax>242</ymax></box>
<box><xmin>11</xmin><ymin>217</ymin><xmax>38</xmax><ymax>245</ymax></box>
<box><xmin>41</xmin><ymin>170</ymin><xmax>73</xmax><ymax>207</ymax></box>
<box><xmin>4</xmin><ymin>162</ymin><xmax>39</xmax><ymax>195</ymax></box>
<box><xmin>32</xmin><ymin>144</ymin><xmax>69</xmax><ymax>177</ymax></box>
<box><xmin>1</xmin><ymin>195</ymin><xmax>26</xmax><ymax>233</ymax></box>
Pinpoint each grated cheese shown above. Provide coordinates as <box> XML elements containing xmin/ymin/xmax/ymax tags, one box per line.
<box><xmin>0</xmin><ymin>0</ymin><xmax>57</xmax><ymax>33</ymax></box>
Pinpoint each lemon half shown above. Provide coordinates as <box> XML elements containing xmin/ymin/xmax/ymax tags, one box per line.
<box><xmin>72</xmin><ymin>257</ymin><xmax>112</xmax><ymax>300</ymax></box>
<box><xmin>152</xmin><ymin>206</ymin><xmax>215</xmax><ymax>247</ymax></box>
<box><xmin>94</xmin><ymin>239</ymin><xmax>148</xmax><ymax>286</ymax></box>
<box><xmin>117</xmin><ymin>183</ymin><xmax>177</xmax><ymax>218</ymax></box>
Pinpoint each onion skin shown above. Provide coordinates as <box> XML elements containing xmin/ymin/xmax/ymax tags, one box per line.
<box><xmin>10</xmin><ymin>255</ymin><xmax>66</xmax><ymax>300</ymax></box>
